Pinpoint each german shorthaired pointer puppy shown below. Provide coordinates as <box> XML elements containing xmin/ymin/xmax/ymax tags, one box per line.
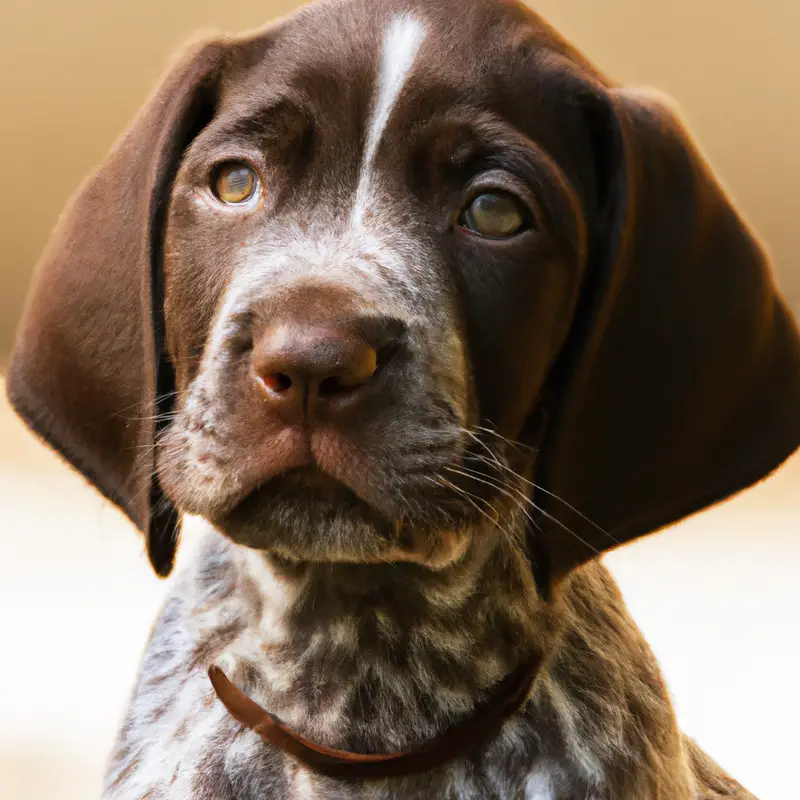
<box><xmin>8</xmin><ymin>0</ymin><xmax>800</xmax><ymax>797</ymax></box>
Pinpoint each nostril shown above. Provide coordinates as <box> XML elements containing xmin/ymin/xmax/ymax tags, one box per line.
<box><xmin>319</xmin><ymin>375</ymin><xmax>347</xmax><ymax>396</ymax></box>
<box><xmin>317</xmin><ymin>371</ymin><xmax>372</xmax><ymax>396</ymax></box>
<box><xmin>260</xmin><ymin>372</ymin><xmax>293</xmax><ymax>393</ymax></box>
<box><xmin>376</xmin><ymin>338</ymin><xmax>402</xmax><ymax>372</ymax></box>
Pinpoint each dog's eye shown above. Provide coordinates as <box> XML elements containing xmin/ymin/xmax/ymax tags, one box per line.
<box><xmin>212</xmin><ymin>162</ymin><xmax>258</xmax><ymax>204</ymax></box>
<box><xmin>459</xmin><ymin>192</ymin><xmax>526</xmax><ymax>238</ymax></box>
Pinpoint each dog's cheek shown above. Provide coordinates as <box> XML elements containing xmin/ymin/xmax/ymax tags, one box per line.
<box><xmin>156</xmin><ymin>424</ymin><xmax>246</xmax><ymax>520</ymax></box>
<box><xmin>162</xmin><ymin>188</ymin><xmax>245</xmax><ymax>378</ymax></box>
<box><xmin>458</xmin><ymin>243</ymin><xmax>578</xmax><ymax>437</ymax></box>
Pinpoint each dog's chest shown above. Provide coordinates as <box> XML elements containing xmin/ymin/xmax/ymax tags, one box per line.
<box><xmin>102</xmin><ymin>539</ymin><xmax>577</xmax><ymax>799</ymax></box>
<box><xmin>212</xmin><ymin>729</ymin><xmax>565</xmax><ymax>800</ymax></box>
<box><xmin>104</xmin><ymin>681</ymin><xmax>566</xmax><ymax>799</ymax></box>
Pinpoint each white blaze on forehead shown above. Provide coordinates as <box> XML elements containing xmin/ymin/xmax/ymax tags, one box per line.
<box><xmin>352</xmin><ymin>14</ymin><xmax>426</xmax><ymax>226</ymax></box>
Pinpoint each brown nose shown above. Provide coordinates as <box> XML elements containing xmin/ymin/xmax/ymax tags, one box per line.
<box><xmin>252</xmin><ymin>321</ymin><xmax>390</xmax><ymax>420</ymax></box>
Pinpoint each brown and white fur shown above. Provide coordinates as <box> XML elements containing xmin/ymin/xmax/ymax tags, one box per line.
<box><xmin>105</xmin><ymin>528</ymin><xmax>737</xmax><ymax>799</ymax></box>
<box><xmin>7</xmin><ymin>0</ymin><xmax>799</xmax><ymax>798</ymax></box>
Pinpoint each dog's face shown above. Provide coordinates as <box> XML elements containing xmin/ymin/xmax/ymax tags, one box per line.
<box><xmin>157</xmin><ymin>1</ymin><xmax>589</xmax><ymax>565</ymax></box>
<box><xmin>8</xmin><ymin>0</ymin><xmax>799</xmax><ymax>580</ymax></box>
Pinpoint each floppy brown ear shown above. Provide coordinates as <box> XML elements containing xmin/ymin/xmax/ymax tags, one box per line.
<box><xmin>535</xmin><ymin>86</ymin><xmax>800</xmax><ymax>584</ymax></box>
<box><xmin>6</xmin><ymin>38</ymin><xmax>230</xmax><ymax>576</ymax></box>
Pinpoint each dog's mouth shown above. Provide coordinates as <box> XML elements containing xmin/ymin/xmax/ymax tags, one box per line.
<box><xmin>260</xmin><ymin>465</ymin><xmax>355</xmax><ymax>494</ymax></box>
<box><xmin>207</xmin><ymin>461</ymin><xmax>478</xmax><ymax>568</ymax></box>
<box><xmin>211</xmin><ymin>465</ymin><xmax>400</xmax><ymax>558</ymax></box>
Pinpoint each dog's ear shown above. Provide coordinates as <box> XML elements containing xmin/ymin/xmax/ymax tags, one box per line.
<box><xmin>535</xmin><ymin>85</ymin><xmax>800</xmax><ymax>584</ymax></box>
<box><xmin>6</xmin><ymin>38</ymin><xmax>231</xmax><ymax>577</ymax></box>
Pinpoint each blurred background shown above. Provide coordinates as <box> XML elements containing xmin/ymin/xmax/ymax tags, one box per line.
<box><xmin>0</xmin><ymin>1</ymin><xmax>797</xmax><ymax>798</ymax></box>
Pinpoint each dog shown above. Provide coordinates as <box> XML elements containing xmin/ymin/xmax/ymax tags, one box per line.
<box><xmin>7</xmin><ymin>0</ymin><xmax>799</xmax><ymax>796</ymax></box>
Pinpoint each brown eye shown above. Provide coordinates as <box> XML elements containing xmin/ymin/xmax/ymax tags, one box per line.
<box><xmin>212</xmin><ymin>162</ymin><xmax>258</xmax><ymax>204</ymax></box>
<box><xmin>459</xmin><ymin>192</ymin><xmax>527</xmax><ymax>238</ymax></box>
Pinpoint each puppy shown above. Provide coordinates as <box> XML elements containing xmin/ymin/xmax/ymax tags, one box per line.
<box><xmin>8</xmin><ymin>0</ymin><xmax>799</xmax><ymax>797</ymax></box>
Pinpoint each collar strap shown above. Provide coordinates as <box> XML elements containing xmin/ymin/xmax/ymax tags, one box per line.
<box><xmin>208</xmin><ymin>651</ymin><xmax>543</xmax><ymax>781</ymax></box>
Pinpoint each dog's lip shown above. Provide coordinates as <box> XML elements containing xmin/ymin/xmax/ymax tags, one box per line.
<box><xmin>219</xmin><ymin>462</ymin><xmax>381</xmax><ymax>519</ymax></box>
<box><xmin>194</xmin><ymin>422</ymin><xmax>474</xmax><ymax>526</ymax></box>
<box><xmin>273</xmin><ymin>464</ymin><xmax>348</xmax><ymax>491</ymax></box>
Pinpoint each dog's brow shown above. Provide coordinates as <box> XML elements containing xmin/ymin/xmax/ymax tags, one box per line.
<box><xmin>351</xmin><ymin>13</ymin><xmax>426</xmax><ymax>226</ymax></box>
<box><xmin>203</xmin><ymin>98</ymin><xmax>307</xmax><ymax>146</ymax></box>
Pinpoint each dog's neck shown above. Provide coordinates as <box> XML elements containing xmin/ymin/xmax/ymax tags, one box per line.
<box><xmin>192</xmin><ymin>528</ymin><xmax>552</xmax><ymax>754</ymax></box>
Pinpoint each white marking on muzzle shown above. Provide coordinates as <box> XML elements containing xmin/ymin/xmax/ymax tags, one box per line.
<box><xmin>352</xmin><ymin>14</ymin><xmax>426</xmax><ymax>226</ymax></box>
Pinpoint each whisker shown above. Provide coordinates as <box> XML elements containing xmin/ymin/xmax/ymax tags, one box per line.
<box><xmin>443</xmin><ymin>465</ymin><xmax>540</xmax><ymax>536</ymax></box>
<box><xmin>507</xmin><ymin>467</ymin><xmax>617</xmax><ymax>543</ymax></box>
<box><xmin>445</xmin><ymin>463</ymin><xmax>601</xmax><ymax>557</ymax></box>
<box><xmin>113</xmin><ymin>391</ymin><xmax>180</xmax><ymax>418</ymax></box>
<box><xmin>425</xmin><ymin>474</ymin><xmax>520</xmax><ymax>553</ymax></box>
<box><xmin>463</xmin><ymin>423</ymin><xmax>618</xmax><ymax>547</ymax></box>
<box><xmin>473</xmin><ymin>423</ymin><xmax>539</xmax><ymax>456</ymax></box>
<box><xmin>465</xmin><ymin>448</ymin><xmax>618</xmax><ymax>546</ymax></box>
<box><xmin>125</xmin><ymin>412</ymin><xmax>182</xmax><ymax>423</ymax></box>
<box><xmin>462</xmin><ymin>428</ymin><xmax>505</xmax><ymax>471</ymax></box>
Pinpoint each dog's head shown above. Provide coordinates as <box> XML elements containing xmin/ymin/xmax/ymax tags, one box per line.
<box><xmin>8</xmin><ymin>0</ymin><xmax>800</xmax><ymax>585</ymax></box>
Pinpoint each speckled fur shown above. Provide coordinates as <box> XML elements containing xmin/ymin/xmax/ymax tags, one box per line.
<box><xmin>102</xmin><ymin>523</ymin><xmax>753</xmax><ymax>799</ymax></box>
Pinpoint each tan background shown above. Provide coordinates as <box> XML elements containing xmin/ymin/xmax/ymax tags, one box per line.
<box><xmin>0</xmin><ymin>1</ymin><xmax>798</xmax><ymax>798</ymax></box>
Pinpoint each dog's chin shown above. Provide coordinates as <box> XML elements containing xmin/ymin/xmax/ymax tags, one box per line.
<box><xmin>209</xmin><ymin>468</ymin><xmax>472</xmax><ymax>569</ymax></box>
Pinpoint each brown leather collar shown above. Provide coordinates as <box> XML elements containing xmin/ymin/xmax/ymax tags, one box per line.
<box><xmin>208</xmin><ymin>650</ymin><xmax>544</xmax><ymax>781</ymax></box>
